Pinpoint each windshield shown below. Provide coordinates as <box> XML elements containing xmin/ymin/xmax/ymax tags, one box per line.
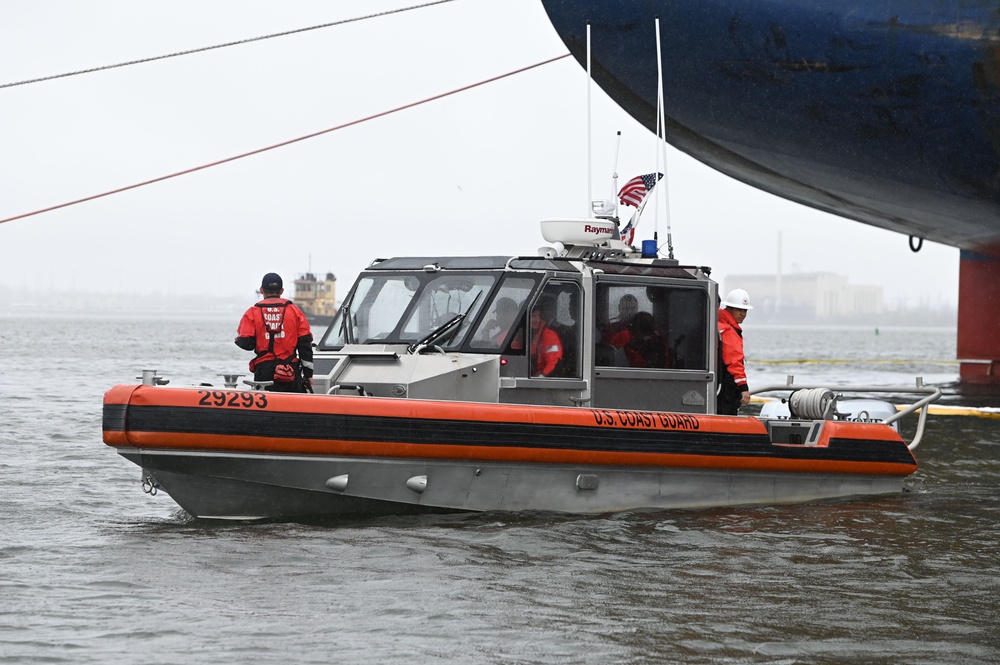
<box><xmin>400</xmin><ymin>274</ymin><xmax>494</xmax><ymax>348</ymax></box>
<box><xmin>321</xmin><ymin>274</ymin><xmax>419</xmax><ymax>346</ymax></box>
<box><xmin>320</xmin><ymin>272</ymin><xmax>496</xmax><ymax>349</ymax></box>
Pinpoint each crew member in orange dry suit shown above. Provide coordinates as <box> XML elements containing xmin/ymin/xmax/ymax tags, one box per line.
<box><xmin>235</xmin><ymin>272</ymin><xmax>314</xmax><ymax>392</ymax></box>
<box><xmin>529</xmin><ymin>297</ymin><xmax>563</xmax><ymax>377</ymax></box>
<box><xmin>717</xmin><ymin>288</ymin><xmax>752</xmax><ymax>415</ymax></box>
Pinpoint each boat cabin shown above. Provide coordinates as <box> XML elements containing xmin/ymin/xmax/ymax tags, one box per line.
<box><xmin>314</xmin><ymin>221</ymin><xmax>720</xmax><ymax>413</ymax></box>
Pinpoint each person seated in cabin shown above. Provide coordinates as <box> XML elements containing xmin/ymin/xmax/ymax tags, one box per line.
<box><xmin>480</xmin><ymin>296</ymin><xmax>524</xmax><ymax>350</ymax></box>
<box><xmin>624</xmin><ymin>311</ymin><xmax>670</xmax><ymax>368</ymax></box>
<box><xmin>529</xmin><ymin>296</ymin><xmax>562</xmax><ymax>377</ymax></box>
<box><xmin>603</xmin><ymin>293</ymin><xmax>639</xmax><ymax>349</ymax></box>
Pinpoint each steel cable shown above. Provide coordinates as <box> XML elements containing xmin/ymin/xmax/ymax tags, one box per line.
<box><xmin>0</xmin><ymin>53</ymin><xmax>571</xmax><ymax>225</ymax></box>
<box><xmin>0</xmin><ymin>0</ymin><xmax>456</xmax><ymax>90</ymax></box>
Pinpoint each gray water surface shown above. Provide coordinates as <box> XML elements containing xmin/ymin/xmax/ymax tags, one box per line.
<box><xmin>2</xmin><ymin>313</ymin><xmax>997</xmax><ymax>664</ymax></box>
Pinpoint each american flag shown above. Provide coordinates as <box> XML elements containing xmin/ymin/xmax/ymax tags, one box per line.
<box><xmin>619</xmin><ymin>211</ymin><xmax>639</xmax><ymax>246</ymax></box>
<box><xmin>618</xmin><ymin>172</ymin><xmax>663</xmax><ymax>207</ymax></box>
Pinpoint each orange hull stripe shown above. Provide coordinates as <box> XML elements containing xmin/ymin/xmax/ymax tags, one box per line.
<box><xmin>105</xmin><ymin>385</ymin><xmax>906</xmax><ymax>444</ymax></box>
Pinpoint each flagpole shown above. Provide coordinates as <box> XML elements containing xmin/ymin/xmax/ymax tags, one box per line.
<box><xmin>587</xmin><ymin>21</ymin><xmax>593</xmax><ymax>218</ymax></box>
<box><xmin>652</xmin><ymin>18</ymin><xmax>662</xmax><ymax>251</ymax></box>
<box><xmin>655</xmin><ymin>15</ymin><xmax>674</xmax><ymax>259</ymax></box>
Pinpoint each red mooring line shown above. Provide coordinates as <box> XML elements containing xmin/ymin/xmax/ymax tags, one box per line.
<box><xmin>0</xmin><ymin>53</ymin><xmax>571</xmax><ymax>226</ymax></box>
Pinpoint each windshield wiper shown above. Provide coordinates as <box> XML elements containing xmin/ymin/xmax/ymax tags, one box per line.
<box><xmin>407</xmin><ymin>291</ymin><xmax>483</xmax><ymax>354</ymax></box>
<box><xmin>334</xmin><ymin>299</ymin><xmax>355</xmax><ymax>345</ymax></box>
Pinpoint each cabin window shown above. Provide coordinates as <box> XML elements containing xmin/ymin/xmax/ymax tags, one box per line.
<box><xmin>529</xmin><ymin>281</ymin><xmax>582</xmax><ymax>378</ymax></box>
<box><xmin>595</xmin><ymin>283</ymin><xmax>708</xmax><ymax>370</ymax></box>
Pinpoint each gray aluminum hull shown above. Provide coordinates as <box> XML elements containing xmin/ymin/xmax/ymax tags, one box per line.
<box><xmin>123</xmin><ymin>448</ymin><xmax>906</xmax><ymax>521</ymax></box>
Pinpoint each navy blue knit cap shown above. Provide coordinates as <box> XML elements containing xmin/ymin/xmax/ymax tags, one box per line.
<box><xmin>261</xmin><ymin>272</ymin><xmax>283</xmax><ymax>290</ymax></box>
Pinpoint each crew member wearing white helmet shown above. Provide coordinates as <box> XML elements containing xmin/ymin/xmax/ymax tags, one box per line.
<box><xmin>717</xmin><ymin>288</ymin><xmax>753</xmax><ymax>415</ymax></box>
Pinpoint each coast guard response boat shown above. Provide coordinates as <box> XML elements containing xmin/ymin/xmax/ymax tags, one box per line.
<box><xmin>103</xmin><ymin>220</ymin><xmax>940</xmax><ymax>520</ymax></box>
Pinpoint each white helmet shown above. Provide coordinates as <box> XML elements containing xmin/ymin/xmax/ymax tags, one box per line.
<box><xmin>721</xmin><ymin>288</ymin><xmax>753</xmax><ymax>310</ymax></box>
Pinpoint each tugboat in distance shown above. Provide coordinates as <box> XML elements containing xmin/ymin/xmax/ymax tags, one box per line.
<box><xmin>293</xmin><ymin>271</ymin><xmax>338</xmax><ymax>326</ymax></box>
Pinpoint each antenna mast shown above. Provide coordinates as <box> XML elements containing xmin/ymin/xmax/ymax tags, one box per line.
<box><xmin>586</xmin><ymin>21</ymin><xmax>593</xmax><ymax>218</ymax></box>
<box><xmin>612</xmin><ymin>130</ymin><xmax>622</xmax><ymax>219</ymax></box>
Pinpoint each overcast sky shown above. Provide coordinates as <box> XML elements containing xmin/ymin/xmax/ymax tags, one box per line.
<box><xmin>0</xmin><ymin>0</ymin><xmax>959</xmax><ymax>310</ymax></box>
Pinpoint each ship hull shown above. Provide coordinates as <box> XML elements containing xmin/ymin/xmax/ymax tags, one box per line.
<box><xmin>540</xmin><ymin>0</ymin><xmax>1000</xmax><ymax>252</ymax></box>
<box><xmin>104</xmin><ymin>385</ymin><xmax>917</xmax><ymax>520</ymax></box>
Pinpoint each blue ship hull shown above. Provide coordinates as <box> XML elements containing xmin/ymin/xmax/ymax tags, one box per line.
<box><xmin>541</xmin><ymin>0</ymin><xmax>1000</xmax><ymax>253</ymax></box>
